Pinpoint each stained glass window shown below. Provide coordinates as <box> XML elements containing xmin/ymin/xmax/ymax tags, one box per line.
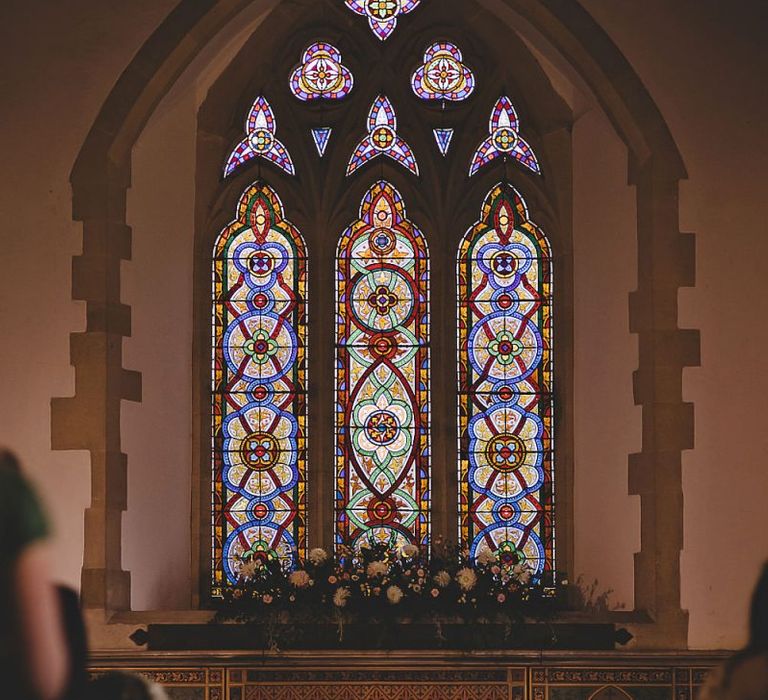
<box><xmin>344</xmin><ymin>0</ymin><xmax>420</xmax><ymax>41</ymax></box>
<box><xmin>347</xmin><ymin>95</ymin><xmax>419</xmax><ymax>176</ymax></box>
<box><xmin>224</xmin><ymin>96</ymin><xmax>295</xmax><ymax>178</ymax></box>
<box><xmin>469</xmin><ymin>97</ymin><xmax>540</xmax><ymax>176</ymax></box>
<box><xmin>289</xmin><ymin>42</ymin><xmax>353</xmax><ymax>101</ymax></box>
<box><xmin>457</xmin><ymin>184</ymin><xmax>553</xmax><ymax>576</ymax></box>
<box><xmin>212</xmin><ymin>182</ymin><xmax>307</xmax><ymax>593</ymax></box>
<box><xmin>335</xmin><ymin>180</ymin><xmax>430</xmax><ymax>551</ymax></box>
<box><xmin>433</xmin><ymin>128</ymin><xmax>454</xmax><ymax>156</ymax></box>
<box><xmin>411</xmin><ymin>42</ymin><xmax>475</xmax><ymax>102</ymax></box>
<box><xmin>311</xmin><ymin>127</ymin><xmax>332</xmax><ymax>157</ymax></box>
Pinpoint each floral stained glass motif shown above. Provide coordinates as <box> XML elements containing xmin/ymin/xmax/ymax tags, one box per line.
<box><xmin>211</xmin><ymin>182</ymin><xmax>307</xmax><ymax>593</ymax></box>
<box><xmin>344</xmin><ymin>0</ymin><xmax>420</xmax><ymax>41</ymax></box>
<box><xmin>433</xmin><ymin>128</ymin><xmax>454</xmax><ymax>157</ymax></box>
<box><xmin>469</xmin><ymin>97</ymin><xmax>540</xmax><ymax>176</ymax></box>
<box><xmin>289</xmin><ymin>42</ymin><xmax>354</xmax><ymax>101</ymax></box>
<box><xmin>347</xmin><ymin>96</ymin><xmax>419</xmax><ymax>176</ymax></box>
<box><xmin>311</xmin><ymin>127</ymin><xmax>332</xmax><ymax>157</ymax></box>
<box><xmin>411</xmin><ymin>42</ymin><xmax>475</xmax><ymax>102</ymax></box>
<box><xmin>335</xmin><ymin>181</ymin><xmax>430</xmax><ymax>552</ymax></box>
<box><xmin>224</xmin><ymin>97</ymin><xmax>295</xmax><ymax>177</ymax></box>
<box><xmin>457</xmin><ymin>184</ymin><xmax>553</xmax><ymax>576</ymax></box>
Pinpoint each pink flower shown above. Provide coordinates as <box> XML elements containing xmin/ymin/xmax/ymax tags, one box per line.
<box><xmin>430</xmin><ymin>588</ymin><xmax>440</xmax><ymax>598</ymax></box>
<box><xmin>496</xmin><ymin>593</ymin><xmax>506</xmax><ymax>603</ymax></box>
<box><xmin>262</xmin><ymin>594</ymin><xmax>273</xmax><ymax>604</ymax></box>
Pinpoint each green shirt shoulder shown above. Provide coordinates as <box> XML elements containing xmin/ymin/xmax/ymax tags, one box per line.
<box><xmin>0</xmin><ymin>469</ymin><xmax>49</xmax><ymax>565</ymax></box>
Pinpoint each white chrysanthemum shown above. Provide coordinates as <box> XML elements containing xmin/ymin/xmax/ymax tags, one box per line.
<box><xmin>239</xmin><ymin>559</ymin><xmax>258</xmax><ymax>580</ymax></box>
<box><xmin>366</xmin><ymin>560</ymin><xmax>388</xmax><ymax>578</ymax></box>
<box><xmin>433</xmin><ymin>570</ymin><xmax>451</xmax><ymax>588</ymax></box>
<box><xmin>476</xmin><ymin>549</ymin><xmax>495</xmax><ymax>566</ymax></box>
<box><xmin>289</xmin><ymin>570</ymin><xmax>311</xmax><ymax>588</ymax></box>
<box><xmin>333</xmin><ymin>587</ymin><xmax>351</xmax><ymax>608</ymax></box>
<box><xmin>386</xmin><ymin>585</ymin><xmax>404</xmax><ymax>604</ymax></box>
<box><xmin>308</xmin><ymin>547</ymin><xmax>329</xmax><ymax>565</ymax></box>
<box><xmin>456</xmin><ymin>567</ymin><xmax>478</xmax><ymax>591</ymax></box>
<box><xmin>401</xmin><ymin>544</ymin><xmax>419</xmax><ymax>558</ymax></box>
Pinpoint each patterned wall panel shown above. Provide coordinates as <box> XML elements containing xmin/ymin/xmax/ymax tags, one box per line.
<box><xmin>529</xmin><ymin>666</ymin><xmax>713</xmax><ymax>700</ymax></box>
<box><xmin>91</xmin><ymin>658</ymin><xmax>719</xmax><ymax>700</ymax></box>
<box><xmin>229</xmin><ymin>668</ymin><xmax>524</xmax><ymax>700</ymax></box>
<box><xmin>91</xmin><ymin>667</ymin><xmax>225</xmax><ymax>700</ymax></box>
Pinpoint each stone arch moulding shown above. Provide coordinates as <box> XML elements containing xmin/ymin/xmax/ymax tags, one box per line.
<box><xmin>52</xmin><ymin>0</ymin><xmax>699</xmax><ymax>650</ymax></box>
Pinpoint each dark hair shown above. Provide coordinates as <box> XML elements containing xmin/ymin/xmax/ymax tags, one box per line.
<box><xmin>85</xmin><ymin>672</ymin><xmax>163</xmax><ymax>700</ymax></box>
<box><xmin>0</xmin><ymin>449</ymin><xmax>21</xmax><ymax>473</ymax></box>
<box><xmin>723</xmin><ymin>561</ymin><xmax>768</xmax><ymax>688</ymax></box>
<box><xmin>747</xmin><ymin>562</ymin><xmax>768</xmax><ymax>652</ymax></box>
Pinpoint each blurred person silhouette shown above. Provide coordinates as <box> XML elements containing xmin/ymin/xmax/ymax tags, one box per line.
<box><xmin>57</xmin><ymin>583</ymin><xmax>88</xmax><ymax>699</ymax></box>
<box><xmin>702</xmin><ymin>562</ymin><xmax>768</xmax><ymax>700</ymax></box>
<box><xmin>84</xmin><ymin>672</ymin><xmax>168</xmax><ymax>700</ymax></box>
<box><xmin>0</xmin><ymin>449</ymin><xmax>69</xmax><ymax>699</ymax></box>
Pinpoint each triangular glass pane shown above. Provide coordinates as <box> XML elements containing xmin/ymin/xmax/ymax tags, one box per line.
<box><xmin>433</xmin><ymin>128</ymin><xmax>454</xmax><ymax>156</ymax></box>
<box><xmin>311</xmin><ymin>127</ymin><xmax>332</xmax><ymax>157</ymax></box>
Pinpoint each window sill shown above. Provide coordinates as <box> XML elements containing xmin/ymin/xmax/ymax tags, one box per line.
<box><xmin>136</xmin><ymin>619</ymin><xmax>632</xmax><ymax>651</ymax></box>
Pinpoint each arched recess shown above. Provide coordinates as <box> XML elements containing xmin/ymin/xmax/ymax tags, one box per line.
<box><xmin>53</xmin><ymin>0</ymin><xmax>698</xmax><ymax>648</ymax></box>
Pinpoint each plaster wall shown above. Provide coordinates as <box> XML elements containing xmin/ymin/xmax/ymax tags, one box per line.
<box><xmin>582</xmin><ymin>0</ymin><xmax>768</xmax><ymax>651</ymax></box>
<box><xmin>572</xmin><ymin>106</ymin><xmax>640</xmax><ymax>612</ymax></box>
<box><xmin>0</xmin><ymin>0</ymin><xmax>765</xmax><ymax>648</ymax></box>
<box><xmin>0</xmin><ymin>0</ymin><xmax>178</xmax><ymax>592</ymax></box>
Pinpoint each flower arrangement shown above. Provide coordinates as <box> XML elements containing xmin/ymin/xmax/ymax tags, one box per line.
<box><xmin>218</xmin><ymin>537</ymin><xmax>564</xmax><ymax>623</ymax></box>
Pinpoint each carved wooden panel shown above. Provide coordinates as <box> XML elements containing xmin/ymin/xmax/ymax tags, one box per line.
<box><xmin>529</xmin><ymin>666</ymin><xmax>713</xmax><ymax>700</ymax></box>
<box><xmin>90</xmin><ymin>667</ymin><xmax>225</xmax><ymax>700</ymax></box>
<box><xmin>228</xmin><ymin>668</ymin><xmax>523</xmax><ymax>700</ymax></box>
<box><xmin>91</xmin><ymin>657</ymin><xmax>719</xmax><ymax>700</ymax></box>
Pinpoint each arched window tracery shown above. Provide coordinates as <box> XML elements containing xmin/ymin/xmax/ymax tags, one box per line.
<box><xmin>209</xmin><ymin>5</ymin><xmax>561</xmax><ymax>595</ymax></box>
<box><xmin>211</xmin><ymin>183</ymin><xmax>308</xmax><ymax>592</ymax></box>
<box><xmin>335</xmin><ymin>180</ymin><xmax>430</xmax><ymax>550</ymax></box>
<box><xmin>457</xmin><ymin>184</ymin><xmax>553</xmax><ymax>575</ymax></box>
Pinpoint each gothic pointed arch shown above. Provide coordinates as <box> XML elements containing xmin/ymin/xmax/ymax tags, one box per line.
<box><xmin>458</xmin><ymin>183</ymin><xmax>553</xmax><ymax>575</ymax></box>
<box><xmin>335</xmin><ymin>180</ymin><xmax>430</xmax><ymax>550</ymax></box>
<box><xmin>61</xmin><ymin>0</ymin><xmax>696</xmax><ymax>649</ymax></box>
<box><xmin>211</xmin><ymin>181</ymin><xmax>308</xmax><ymax>592</ymax></box>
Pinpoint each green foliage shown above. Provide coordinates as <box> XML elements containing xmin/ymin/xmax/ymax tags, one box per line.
<box><xmin>216</xmin><ymin>538</ymin><xmax>566</xmax><ymax>624</ymax></box>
